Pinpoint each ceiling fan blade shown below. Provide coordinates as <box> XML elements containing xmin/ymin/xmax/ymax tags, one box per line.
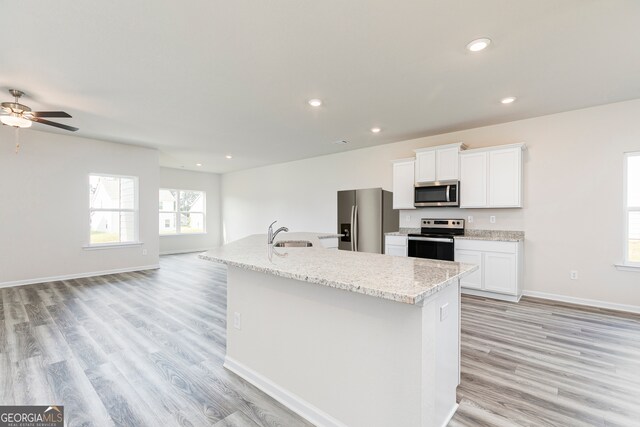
<box><xmin>29</xmin><ymin>117</ymin><xmax>78</xmax><ymax>132</ymax></box>
<box><xmin>31</xmin><ymin>111</ymin><xmax>72</xmax><ymax>118</ymax></box>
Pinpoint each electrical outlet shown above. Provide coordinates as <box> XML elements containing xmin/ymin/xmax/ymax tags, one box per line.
<box><xmin>570</xmin><ymin>271</ymin><xmax>578</xmax><ymax>280</ymax></box>
<box><xmin>467</xmin><ymin>215</ymin><xmax>473</xmax><ymax>223</ymax></box>
<box><xmin>440</xmin><ymin>303</ymin><xmax>449</xmax><ymax>321</ymax></box>
<box><xmin>490</xmin><ymin>216</ymin><xmax>496</xmax><ymax>224</ymax></box>
<box><xmin>142</xmin><ymin>248</ymin><xmax>148</xmax><ymax>256</ymax></box>
<box><xmin>233</xmin><ymin>312</ymin><xmax>242</xmax><ymax>330</ymax></box>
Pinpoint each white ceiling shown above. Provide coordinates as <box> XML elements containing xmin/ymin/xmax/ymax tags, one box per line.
<box><xmin>2</xmin><ymin>0</ymin><xmax>640</xmax><ymax>173</ymax></box>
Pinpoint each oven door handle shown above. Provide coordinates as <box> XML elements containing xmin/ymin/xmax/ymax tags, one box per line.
<box><xmin>408</xmin><ymin>236</ymin><xmax>454</xmax><ymax>243</ymax></box>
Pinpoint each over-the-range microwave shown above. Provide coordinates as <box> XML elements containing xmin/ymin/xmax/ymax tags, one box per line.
<box><xmin>414</xmin><ymin>181</ymin><xmax>459</xmax><ymax>207</ymax></box>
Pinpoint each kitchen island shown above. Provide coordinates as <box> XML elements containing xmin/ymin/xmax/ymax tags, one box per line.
<box><xmin>200</xmin><ymin>233</ymin><xmax>478</xmax><ymax>427</ymax></box>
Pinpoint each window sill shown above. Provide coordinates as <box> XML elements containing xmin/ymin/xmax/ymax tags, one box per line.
<box><xmin>160</xmin><ymin>233</ymin><xmax>208</xmax><ymax>237</ymax></box>
<box><xmin>83</xmin><ymin>242</ymin><xmax>144</xmax><ymax>250</ymax></box>
<box><xmin>614</xmin><ymin>263</ymin><xmax>640</xmax><ymax>272</ymax></box>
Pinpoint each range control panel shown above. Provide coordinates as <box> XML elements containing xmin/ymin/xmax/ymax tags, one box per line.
<box><xmin>421</xmin><ymin>219</ymin><xmax>465</xmax><ymax>229</ymax></box>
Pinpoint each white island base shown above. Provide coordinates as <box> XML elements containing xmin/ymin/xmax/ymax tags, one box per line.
<box><xmin>224</xmin><ymin>266</ymin><xmax>461</xmax><ymax>427</ymax></box>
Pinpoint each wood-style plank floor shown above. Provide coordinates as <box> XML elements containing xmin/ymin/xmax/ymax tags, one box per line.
<box><xmin>1</xmin><ymin>254</ymin><xmax>314</xmax><ymax>427</ymax></box>
<box><xmin>2</xmin><ymin>253</ymin><xmax>639</xmax><ymax>426</ymax></box>
<box><xmin>450</xmin><ymin>295</ymin><xmax>640</xmax><ymax>427</ymax></box>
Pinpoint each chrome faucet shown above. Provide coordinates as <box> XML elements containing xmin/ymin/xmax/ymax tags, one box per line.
<box><xmin>268</xmin><ymin>220</ymin><xmax>289</xmax><ymax>244</ymax></box>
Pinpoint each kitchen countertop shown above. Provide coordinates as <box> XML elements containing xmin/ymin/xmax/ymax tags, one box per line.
<box><xmin>455</xmin><ymin>229</ymin><xmax>524</xmax><ymax>242</ymax></box>
<box><xmin>385</xmin><ymin>229</ymin><xmax>524</xmax><ymax>242</ymax></box>
<box><xmin>385</xmin><ymin>227</ymin><xmax>420</xmax><ymax>236</ymax></box>
<box><xmin>316</xmin><ymin>233</ymin><xmax>342</xmax><ymax>239</ymax></box>
<box><xmin>199</xmin><ymin>232</ymin><xmax>477</xmax><ymax>305</ymax></box>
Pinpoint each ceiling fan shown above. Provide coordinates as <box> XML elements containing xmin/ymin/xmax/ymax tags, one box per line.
<box><xmin>0</xmin><ymin>89</ymin><xmax>78</xmax><ymax>132</ymax></box>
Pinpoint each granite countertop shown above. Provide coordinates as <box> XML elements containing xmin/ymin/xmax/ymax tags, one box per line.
<box><xmin>385</xmin><ymin>229</ymin><xmax>524</xmax><ymax>242</ymax></box>
<box><xmin>385</xmin><ymin>228</ymin><xmax>420</xmax><ymax>236</ymax></box>
<box><xmin>199</xmin><ymin>232</ymin><xmax>477</xmax><ymax>305</ymax></box>
<box><xmin>455</xmin><ymin>230</ymin><xmax>524</xmax><ymax>242</ymax></box>
<box><xmin>316</xmin><ymin>233</ymin><xmax>342</xmax><ymax>239</ymax></box>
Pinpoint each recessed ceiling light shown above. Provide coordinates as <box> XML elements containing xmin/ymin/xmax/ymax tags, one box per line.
<box><xmin>371</xmin><ymin>127</ymin><xmax>381</xmax><ymax>133</ymax></box>
<box><xmin>501</xmin><ymin>97</ymin><xmax>517</xmax><ymax>104</ymax></box>
<box><xmin>333</xmin><ymin>140</ymin><xmax>348</xmax><ymax>145</ymax></box>
<box><xmin>466</xmin><ymin>38</ymin><xmax>491</xmax><ymax>52</ymax></box>
<box><xmin>225</xmin><ymin>155</ymin><xmax>233</xmax><ymax>159</ymax></box>
<box><xmin>196</xmin><ymin>163</ymin><xmax>202</xmax><ymax>167</ymax></box>
<box><xmin>308</xmin><ymin>99</ymin><xmax>322</xmax><ymax>107</ymax></box>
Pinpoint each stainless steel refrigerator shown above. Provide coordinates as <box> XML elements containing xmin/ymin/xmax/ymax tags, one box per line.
<box><xmin>337</xmin><ymin>188</ymin><xmax>399</xmax><ymax>253</ymax></box>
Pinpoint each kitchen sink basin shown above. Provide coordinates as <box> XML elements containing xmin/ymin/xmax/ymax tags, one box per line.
<box><xmin>273</xmin><ymin>240</ymin><xmax>313</xmax><ymax>248</ymax></box>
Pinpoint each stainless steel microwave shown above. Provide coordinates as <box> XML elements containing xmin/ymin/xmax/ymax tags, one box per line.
<box><xmin>414</xmin><ymin>181</ymin><xmax>459</xmax><ymax>207</ymax></box>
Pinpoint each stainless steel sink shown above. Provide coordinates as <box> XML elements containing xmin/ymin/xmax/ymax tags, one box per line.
<box><xmin>273</xmin><ymin>240</ymin><xmax>313</xmax><ymax>248</ymax></box>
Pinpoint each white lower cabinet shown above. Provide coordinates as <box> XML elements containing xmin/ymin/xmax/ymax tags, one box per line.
<box><xmin>483</xmin><ymin>252</ymin><xmax>517</xmax><ymax>293</ymax></box>
<box><xmin>453</xmin><ymin>250</ymin><xmax>482</xmax><ymax>289</ymax></box>
<box><xmin>385</xmin><ymin>235</ymin><xmax>408</xmax><ymax>257</ymax></box>
<box><xmin>454</xmin><ymin>239</ymin><xmax>523</xmax><ymax>301</ymax></box>
<box><xmin>319</xmin><ymin>237</ymin><xmax>339</xmax><ymax>249</ymax></box>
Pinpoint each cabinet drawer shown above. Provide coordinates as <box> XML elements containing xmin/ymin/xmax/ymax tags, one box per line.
<box><xmin>455</xmin><ymin>239</ymin><xmax>517</xmax><ymax>253</ymax></box>
<box><xmin>385</xmin><ymin>235</ymin><xmax>408</xmax><ymax>246</ymax></box>
<box><xmin>319</xmin><ymin>237</ymin><xmax>339</xmax><ymax>249</ymax></box>
<box><xmin>385</xmin><ymin>245</ymin><xmax>407</xmax><ymax>257</ymax></box>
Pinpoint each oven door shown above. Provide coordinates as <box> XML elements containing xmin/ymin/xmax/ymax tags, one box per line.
<box><xmin>414</xmin><ymin>181</ymin><xmax>459</xmax><ymax>207</ymax></box>
<box><xmin>408</xmin><ymin>236</ymin><xmax>455</xmax><ymax>261</ymax></box>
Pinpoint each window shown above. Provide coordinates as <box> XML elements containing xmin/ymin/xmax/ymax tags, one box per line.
<box><xmin>159</xmin><ymin>189</ymin><xmax>206</xmax><ymax>235</ymax></box>
<box><xmin>89</xmin><ymin>174</ymin><xmax>138</xmax><ymax>245</ymax></box>
<box><xmin>624</xmin><ymin>152</ymin><xmax>640</xmax><ymax>266</ymax></box>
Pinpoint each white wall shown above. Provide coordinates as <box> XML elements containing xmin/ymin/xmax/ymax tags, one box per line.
<box><xmin>222</xmin><ymin>99</ymin><xmax>640</xmax><ymax>309</ymax></box>
<box><xmin>159</xmin><ymin>167</ymin><xmax>222</xmax><ymax>254</ymax></box>
<box><xmin>0</xmin><ymin>127</ymin><xmax>159</xmax><ymax>286</ymax></box>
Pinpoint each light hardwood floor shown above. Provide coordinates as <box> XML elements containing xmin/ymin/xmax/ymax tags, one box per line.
<box><xmin>1</xmin><ymin>253</ymin><xmax>639</xmax><ymax>426</ymax></box>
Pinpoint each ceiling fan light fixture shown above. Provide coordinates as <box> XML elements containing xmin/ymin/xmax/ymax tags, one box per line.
<box><xmin>0</xmin><ymin>114</ymin><xmax>32</xmax><ymax>128</ymax></box>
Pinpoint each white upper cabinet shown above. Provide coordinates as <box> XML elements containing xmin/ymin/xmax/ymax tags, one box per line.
<box><xmin>489</xmin><ymin>147</ymin><xmax>522</xmax><ymax>207</ymax></box>
<box><xmin>460</xmin><ymin>143</ymin><xmax>525</xmax><ymax>208</ymax></box>
<box><xmin>436</xmin><ymin>146</ymin><xmax>461</xmax><ymax>181</ymax></box>
<box><xmin>414</xmin><ymin>142</ymin><xmax>465</xmax><ymax>184</ymax></box>
<box><xmin>392</xmin><ymin>158</ymin><xmax>416</xmax><ymax>209</ymax></box>
<box><xmin>414</xmin><ymin>150</ymin><xmax>436</xmax><ymax>183</ymax></box>
<box><xmin>459</xmin><ymin>152</ymin><xmax>487</xmax><ymax>208</ymax></box>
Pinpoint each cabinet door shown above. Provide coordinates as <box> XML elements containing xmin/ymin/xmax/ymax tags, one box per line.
<box><xmin>484</xmin><ymin>252</ymin><xmax>517</xmax><ymax>294</ymax></box>
<box><xmin>415</xmin><ymin>150</ymin><xmax>436</xmax><ymax>183</ymax></box>
<box><xmin>460</xmin><ymin>152</ymin><xmax>487</xmax><ymax>207</ymax></box>
<box><xmin>385</xmin><ymin>245</ymin><xmax>407</xmax><ymax>257</ymax></box>
<box><xmin>454</xmin><ymin>250</ymin><xmax>483</xmax><ymax>289</ymax></box>
<box><xmin>489</xmin><ymin>148</ymin><xmax>522</xmax><ymax>207</ymax></box>
<box><xmin>392</xmin><ymin>160</ymin><xmax>416</xmax><ymax>209</ymax></box>
<box><xmin>436</xmin><ymin>147</ymin><xmax>460</xmax><ymax>181</ymax></box>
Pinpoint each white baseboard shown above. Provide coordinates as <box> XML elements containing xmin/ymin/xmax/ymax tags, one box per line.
<box><xmin>224</xmin><ymin>357</ymin><xmax>348</xmax><ymax>427</ymax></box>
<box><xmin>441</xmin><ymin>403</ymin><xmax>459</xmax><ymax>427</ymax></box>
<box><xmin>462</xmin><ymin>288</ymin><xmax>522</xmax><ymax>303</ymax></box>
<box><xmin>160</xmin><ymin>248</ymin><xmax>209</xmax><ymax>255</ymax></box>
<box><xmin>0</xmin><ymin>264</ymin><xmax>160</xmax><ymax>289</ymax></box>
<box><xmin>522</xmin><ymin>290</ymin><xmax>640</xmax><ymax>314</ymax></box>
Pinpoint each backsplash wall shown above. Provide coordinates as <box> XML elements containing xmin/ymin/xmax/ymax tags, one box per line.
<box><xmin>399</xmin><ymin>207</ymin><xmax>525</xmax><ymax>230</ymax></box>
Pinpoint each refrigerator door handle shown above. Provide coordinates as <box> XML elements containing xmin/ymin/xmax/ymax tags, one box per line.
<box><xmin>350</xmin><ymin>205</ymin><xmax>355</xmax><ymax>251</ymax></box>
<box><xmin>354</xmin><ymin>204</ymin><xmax>359</xmax><ymax>252</ymax></box>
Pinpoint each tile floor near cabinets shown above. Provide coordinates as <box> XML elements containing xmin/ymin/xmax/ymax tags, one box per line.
<box><xmin>1</xmin><ymin>254</ymin><xmax>639</xmax><ymax>427</ymax></box>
